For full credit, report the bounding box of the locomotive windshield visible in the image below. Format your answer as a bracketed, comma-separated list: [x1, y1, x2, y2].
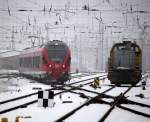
[45, 43, 67, 62]
[113, 44, 135, 69]
[113, 49, 135, 69]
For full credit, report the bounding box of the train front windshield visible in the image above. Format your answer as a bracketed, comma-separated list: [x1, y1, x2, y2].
[46, 44, 67, 62]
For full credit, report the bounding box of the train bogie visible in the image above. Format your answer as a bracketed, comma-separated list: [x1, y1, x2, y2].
[108, 69, 141, 85]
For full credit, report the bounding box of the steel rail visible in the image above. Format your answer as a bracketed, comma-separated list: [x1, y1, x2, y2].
[54, 86, 115, 122]
[98, 86, 132, 122]
[0, 74, 106, 114]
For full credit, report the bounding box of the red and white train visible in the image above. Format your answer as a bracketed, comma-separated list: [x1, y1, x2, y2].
[19, 40, 71, 84]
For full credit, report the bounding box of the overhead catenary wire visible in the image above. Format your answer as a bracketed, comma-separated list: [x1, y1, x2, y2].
[0, 0, 150, 50]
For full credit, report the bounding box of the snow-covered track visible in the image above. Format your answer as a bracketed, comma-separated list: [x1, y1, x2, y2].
[55, 86, 115, 122]
[55, 83, 150, 122]
[0, 74, 107, 114]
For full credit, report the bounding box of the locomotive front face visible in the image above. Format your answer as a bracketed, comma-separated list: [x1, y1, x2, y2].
[43, 41, 70, 82]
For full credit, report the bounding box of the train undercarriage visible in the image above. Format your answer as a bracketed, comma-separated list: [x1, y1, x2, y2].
[108, 69, 142, 86]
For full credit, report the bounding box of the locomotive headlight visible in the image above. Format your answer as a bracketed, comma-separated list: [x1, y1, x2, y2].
[62, 65, 65, 68]
[49, 64, 52, 68]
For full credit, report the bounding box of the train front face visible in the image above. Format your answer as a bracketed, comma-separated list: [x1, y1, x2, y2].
[108, 41, 142, 85]
[42, 40, 71, 83]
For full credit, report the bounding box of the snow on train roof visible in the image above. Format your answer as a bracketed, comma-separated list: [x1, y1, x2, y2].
[0, 50, 20, 58]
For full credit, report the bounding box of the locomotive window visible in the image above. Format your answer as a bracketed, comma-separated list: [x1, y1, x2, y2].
[42, 57, 47, 64]
[67, 57, 71, 65]
[46, 45, 67, 62]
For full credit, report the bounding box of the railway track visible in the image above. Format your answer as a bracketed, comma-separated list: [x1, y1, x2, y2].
[55, 84, 150, 122]
[0, 73, 18, 79]
[0, 72, 150, 122]
[0, 73, 107, 115]
[0, 71, 91, 79]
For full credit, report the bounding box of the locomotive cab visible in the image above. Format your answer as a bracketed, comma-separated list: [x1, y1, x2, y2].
[108, 41, 142, 85]
[42, 40, 71, 83]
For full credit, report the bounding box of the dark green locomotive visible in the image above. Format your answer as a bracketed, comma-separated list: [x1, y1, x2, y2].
[108, 41, 142, 85]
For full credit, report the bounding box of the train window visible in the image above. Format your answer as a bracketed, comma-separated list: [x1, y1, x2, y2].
[29, 57, 31, 67]
[31, 57, 33, 68]
[24, 57, 26, 67]
[19, 58, 21, 67]
[26, 57, 27, 67]
[46, 45, 67, 62]
[42, 57, 47, 64]
[33, 56, 40, 68]
[67, 57, 71, 65]
[37, 56, 40, 68]
[26, 57, 28, 67]
[21, 58, 23, 67]
[36, 56, 38, 68]
[33, 57, 35, 67]
[27, 57, 29, 67]
[22, 58, 24, 67]
[33, 57, 35, 68]
[26, 57, 30, 67]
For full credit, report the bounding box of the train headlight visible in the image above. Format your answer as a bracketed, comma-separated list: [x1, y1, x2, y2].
[62, 65, 65, 68]
[49, 64, 52, 68]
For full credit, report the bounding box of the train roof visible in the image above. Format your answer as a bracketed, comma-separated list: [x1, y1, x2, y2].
[45, 40, 68, 49]
[47, 40, 67, 45]
[113, 41, 138, 46]
[23, 40, 67, 50]
[20, 40, 68, 55]
[110, 41, 141, 54]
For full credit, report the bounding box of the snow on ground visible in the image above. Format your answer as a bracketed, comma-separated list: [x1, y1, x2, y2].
[105, 107, 150, 122]
[66, 104, 110, 122]
[0, 69, 18, 75]
[106, 87, 128, 96]
[0, 71, 150, 122]
[126, 76, 150, 105]
[0, 77, 51, 101]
